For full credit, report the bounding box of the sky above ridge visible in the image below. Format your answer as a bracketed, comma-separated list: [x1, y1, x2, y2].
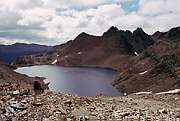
[0, 0, 180, 45]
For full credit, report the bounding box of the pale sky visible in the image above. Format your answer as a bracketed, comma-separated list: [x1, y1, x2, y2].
[0, 0, 180, 45]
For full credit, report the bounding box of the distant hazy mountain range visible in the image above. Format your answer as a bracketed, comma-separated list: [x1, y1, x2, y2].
[0, 43, 52, 64]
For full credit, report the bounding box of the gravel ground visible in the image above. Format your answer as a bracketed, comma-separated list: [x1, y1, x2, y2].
[0, 83, 180, 121]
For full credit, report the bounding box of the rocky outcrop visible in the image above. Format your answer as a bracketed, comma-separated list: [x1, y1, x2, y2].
[112, 27, 180, 93]
[152, 31, 162, 40]
[0, 60, 34, 90]
[152, 26, 180, 42]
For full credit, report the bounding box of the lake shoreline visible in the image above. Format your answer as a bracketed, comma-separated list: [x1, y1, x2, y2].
[14, 63, 118, 72]
[15, 65, 120, 96]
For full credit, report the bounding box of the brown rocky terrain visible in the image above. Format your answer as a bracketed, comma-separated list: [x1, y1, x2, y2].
[1, 58, 180, 121]
[112, 26, 180, 93]
[0, 60, 33, 90]
[0, 83, 180, 121]
[12, 26, 154, 70]
[0, 64, 179, 120]
[12, 26, 180, 94]
[0, 26, 180, 120]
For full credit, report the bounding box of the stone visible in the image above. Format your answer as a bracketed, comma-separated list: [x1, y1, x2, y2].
[123, 93, 127, 96]
[84, 115, 89, 120]
[33, 100, 43, 106]
[13, 90, 20, 95]
[5, 95, 11, 100]
[19, 110, 27, 116]
[159, 109, 168, 114]
[90, 112, 97, 116]
[175, 97, 179, 100]
[6, 106, 14, 113]
[119, 112, 130, 117]
[64, 99, 72, 105]
[79, 116, 83, 121]
[21, 100, 27, 104]
[43, 118, 49, 121]
[59, 106, 67, 114]
[10, 101, 27, 110]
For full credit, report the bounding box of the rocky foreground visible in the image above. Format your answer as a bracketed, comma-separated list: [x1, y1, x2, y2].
[0, 83, 180, 121]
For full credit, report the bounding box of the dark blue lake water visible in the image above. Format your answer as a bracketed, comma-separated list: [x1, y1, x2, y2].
[15, 65, 120, 96]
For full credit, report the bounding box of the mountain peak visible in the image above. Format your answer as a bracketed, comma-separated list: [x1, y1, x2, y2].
[79, 32, 89, 36]
[75, 32, 91, 40]
[77, 32, 89, 37]
[108, 26, 119, 32]
[133, 27, 145, 34]
[167, 26, 180, 38]
[154, 26, 180, 41]
[103, 26, 120, 36]
[152, 31, 162, 40]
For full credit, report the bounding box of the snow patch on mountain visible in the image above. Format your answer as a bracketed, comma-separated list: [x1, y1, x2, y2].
[52, 59, 57, 64]
[134, 52, 139, 56]
[156, 89, 180, 95]
[139, 70, 148, 75]
[135, 92, 152, 95]
[77, 52, 82, 55]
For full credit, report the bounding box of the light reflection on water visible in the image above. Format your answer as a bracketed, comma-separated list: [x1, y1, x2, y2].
[15, 65, 120, 96]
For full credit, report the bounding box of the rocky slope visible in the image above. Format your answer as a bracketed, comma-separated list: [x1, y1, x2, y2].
[12, 26, 180, 94]
[12, 26, 154, 71]
[0, 83, 180, 121]
[0, 58, 180, 120]
[0, 63, 180, 120]
[0, 27, 180, 120]
[112, 26, 180, 93]
[0, 43, 52, 64]
[0, 59, 34, 91]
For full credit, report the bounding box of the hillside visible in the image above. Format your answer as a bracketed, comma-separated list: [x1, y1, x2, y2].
[0, 60, 34, 91]
[0, 60, 180, 120]
[12, 26, 154, 71]
[113, 27, 180, 93]
[0, 43, 52, 64]
[0, 26, 180, 120]
[12, 26, 180, 94]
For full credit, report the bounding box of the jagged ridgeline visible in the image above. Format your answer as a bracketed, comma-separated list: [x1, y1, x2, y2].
[0, 26, 180, 121]
[11, 26, 180, 93]
[12, 26, 154, 68]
